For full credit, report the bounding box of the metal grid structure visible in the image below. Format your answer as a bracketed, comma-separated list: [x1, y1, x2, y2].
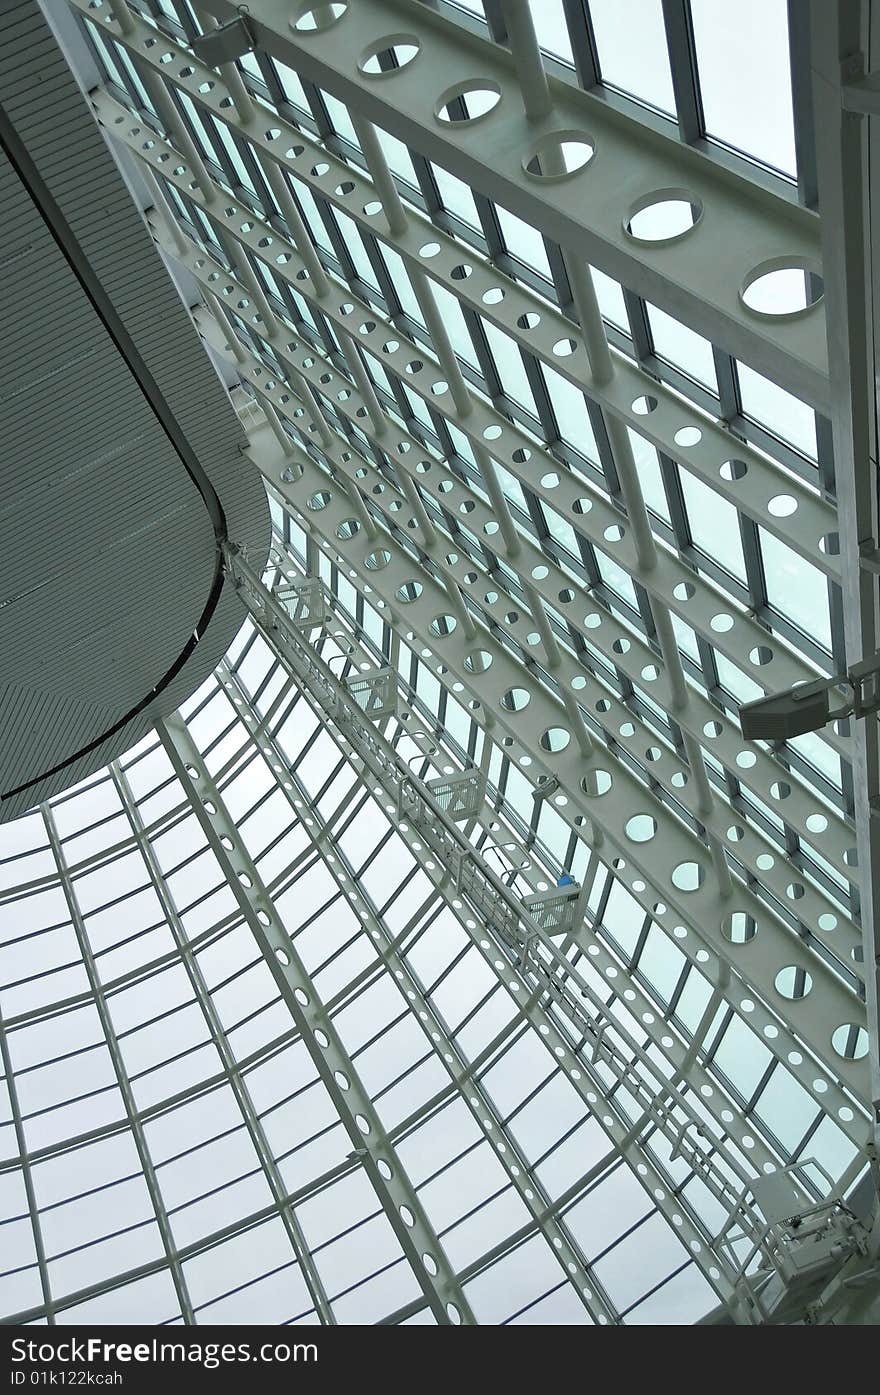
[2, 0, 880, 1325]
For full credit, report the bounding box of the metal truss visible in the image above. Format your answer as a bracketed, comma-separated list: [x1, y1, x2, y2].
[220, 547, 874, 1319]
[86, 95, 860, 945]
[72, 8, 839, 577]
[6, 0, 873, 1325]
[81, 83, 859, 915]
[262, 558, 844, 1190]
[183, 294, 861, 939]
[253, 451, 871, 1121]
[809, 0, 880, 1149]
[79, 9, 864, 921]
[167, 0, 826, 405]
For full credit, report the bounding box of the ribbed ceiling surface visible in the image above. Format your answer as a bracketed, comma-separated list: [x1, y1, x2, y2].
[0, 0, 269, 822]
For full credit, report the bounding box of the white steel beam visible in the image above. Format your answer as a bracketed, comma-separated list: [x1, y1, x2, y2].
[174, 0, 828, 405]
[202, 311, 863, 986]
[75, 34, 841, 583]
[246, 481, 872, 1126]
[811, 0, 880, 1150]
[93, 106, 857, 906]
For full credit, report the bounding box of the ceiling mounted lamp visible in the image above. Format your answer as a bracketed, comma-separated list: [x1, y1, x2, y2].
[191, 7, 256, 67]
[739, 652, 880, 741]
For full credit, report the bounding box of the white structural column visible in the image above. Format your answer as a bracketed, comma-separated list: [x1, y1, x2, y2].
[157, 712, 478, 1326]
[346, 106, 595, 756]
[812, 0, 880, 1151]
[104, 0, 218, 204]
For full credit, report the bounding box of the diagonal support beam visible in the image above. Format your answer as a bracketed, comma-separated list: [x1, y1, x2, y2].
[181, 0, 829, 405]
[157, 710, 478, 1325]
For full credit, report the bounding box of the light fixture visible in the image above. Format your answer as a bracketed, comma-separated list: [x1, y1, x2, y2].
[191, 9, 256, 67]
[739, 653, 880, 741]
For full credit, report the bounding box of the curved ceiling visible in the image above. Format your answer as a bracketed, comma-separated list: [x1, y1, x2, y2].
[0, 0, 269, 823]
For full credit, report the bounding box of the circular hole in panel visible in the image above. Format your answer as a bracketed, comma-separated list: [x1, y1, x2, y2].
[819, 531, 840, 556]
[365, 549, 391, 570]
[358, 33, 420, 75]
[720, 458, 748, 482]
[396, 579, 423, 603]
[632, 395, 658, 415]
[430, 614, 457, 637]
[711, 613, 734, 633]
[775, 966, 813, 1000]
[671, 861, 704, 892]
[581, 769, 612, 797]
[434, 79, 502, 125]
[674, 426, 702, 448]
[523, 130, 595, 179]
[553, 337, 577, 357]
[625, 814, 656, 843]
[723, 910, 757, 944]
[624, 190, 703, 244]
[741, 260, 824, 318]
[307, 490, 331, 510]
[517, 311, 541, 329]
[831, 1024, 869, 1060]
[768, 494, 797, 517]
[750, 645, 774, 666]
[291, 1, 348, 31]
[464, 648, 493, 674]
[501, 687, 530, 712]
[805, 813, 828, 834]
[540, 727, 571, 753]
[335, 518, 360, 540]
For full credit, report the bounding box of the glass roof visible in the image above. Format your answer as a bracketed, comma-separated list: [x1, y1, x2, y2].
[0, 0, 874, 1327]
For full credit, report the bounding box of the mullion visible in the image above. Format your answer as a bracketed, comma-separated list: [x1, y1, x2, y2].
[622, 288, 654, 363]
[786, 0, 819, 209]
[660, 0, 703, 144]
[562, 0, 600, 89]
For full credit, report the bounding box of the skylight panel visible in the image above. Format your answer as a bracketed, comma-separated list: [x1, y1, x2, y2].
[689, 0, 797, 176]
[587, 0, 675, 115]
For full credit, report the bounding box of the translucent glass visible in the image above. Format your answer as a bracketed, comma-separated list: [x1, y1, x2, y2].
[528, 0, 574, 65]
[587, 0, 675, 114]
[690, 0, 797, 176]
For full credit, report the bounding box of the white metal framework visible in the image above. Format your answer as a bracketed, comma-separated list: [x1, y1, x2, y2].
[2, 0, 880, 1326]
